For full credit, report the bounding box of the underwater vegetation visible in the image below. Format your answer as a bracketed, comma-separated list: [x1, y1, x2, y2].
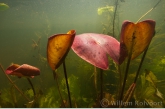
[71, 19, 156, 108]
[6, 64, 40, 78]
[97, 6, 114, 15]
[1, 0, 165, 108]
[0, 3, 9, 11]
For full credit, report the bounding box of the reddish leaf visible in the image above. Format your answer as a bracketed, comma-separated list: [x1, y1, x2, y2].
[6, 64, 40, 78]
[71, 33, 120, 70]
[120, 20, 155, 60]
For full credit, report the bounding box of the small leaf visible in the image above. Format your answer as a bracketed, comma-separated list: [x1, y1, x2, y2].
[155, 88, 164, 100]
[5, 64, 40, 78]
[145, 69, 157, 86]
[47, 30, 76, 70]
[143, 86, 155, 99]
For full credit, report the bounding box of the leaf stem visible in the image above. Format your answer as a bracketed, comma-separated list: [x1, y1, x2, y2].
[0, 64, 30, 102]
[100, 69, 103, 108]
[63, 60, 72, 108]
[27, 78, 36, 96]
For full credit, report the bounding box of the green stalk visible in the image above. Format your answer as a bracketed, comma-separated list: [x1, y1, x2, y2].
[136, 0, 161, 23]
[119, 33, 135, 104]
[63, 60, 72, 108]
[120, 83, 136, 108]
[10, 86, 18, 108]
[0, 64, 30, 102]
[134, 47, 149, 83]
[119, 51, 132, 102]
[27, 78, 36, 96]
[112, 0, 119, 37]
[120, 31, 154, 107]
[116, 64, 122, 105]
[100, 69, 103, 108]
[52, 70, 66, 108]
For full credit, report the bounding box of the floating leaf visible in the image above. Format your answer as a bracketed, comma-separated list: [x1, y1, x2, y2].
[71, 33, 120, 70]
[47, 30, 76, 70]
[120, 20, 155, 60]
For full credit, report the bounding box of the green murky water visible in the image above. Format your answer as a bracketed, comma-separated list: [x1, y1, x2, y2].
[0, 0, 165, 108]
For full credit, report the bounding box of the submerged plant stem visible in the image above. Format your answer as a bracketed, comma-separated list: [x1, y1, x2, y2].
[119, 33, 135, 104]
[100, 69, 103, 108]
[134, 47, 149, 83]
[112, 0, 119, 37]
[121, 83, 136, 108]
[27, 78, 36, 96]
[53, 70, 66, 108]
[63, 60, 72, 108]
[0, 64, 30, 102]
[136, 0, 161, 23]
[117, 64, 122, 103]
[10, 86, 18, 108]
[119, 52, 132, 103]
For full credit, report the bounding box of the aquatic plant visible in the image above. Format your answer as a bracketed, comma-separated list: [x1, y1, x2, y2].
[0, 1, 163, 108]
[0, 64, 31, 102]
[0, 63, 41, 107]
[71, 33, 125, 107]
[5, 63, 40, 96]
[136, 0, 161, 23]
[133, 70, 164, 108]
[71, 33, 122, 70]
[39, 87, 61, 107]
[97, 6, 114, 15]
[71, 19, 156, 107]
[31, 36, 41, 51]
[0, 3, 9, 11]
[112, 0, 119, 37]
[47, 30, 76, 107]
[119, 20, 155, 104]
[5, 64, 40, 78]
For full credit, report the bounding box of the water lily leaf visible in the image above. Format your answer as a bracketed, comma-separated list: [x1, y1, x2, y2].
[5, 64, 40, 78]
[71, 33, 120, 70]
[47, 30, 76, 70]
[120, 20, 155, 60]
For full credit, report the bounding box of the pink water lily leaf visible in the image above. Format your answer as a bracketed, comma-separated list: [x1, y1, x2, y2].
[6, 64, 40, 78]
[71, 33, 121, 70]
